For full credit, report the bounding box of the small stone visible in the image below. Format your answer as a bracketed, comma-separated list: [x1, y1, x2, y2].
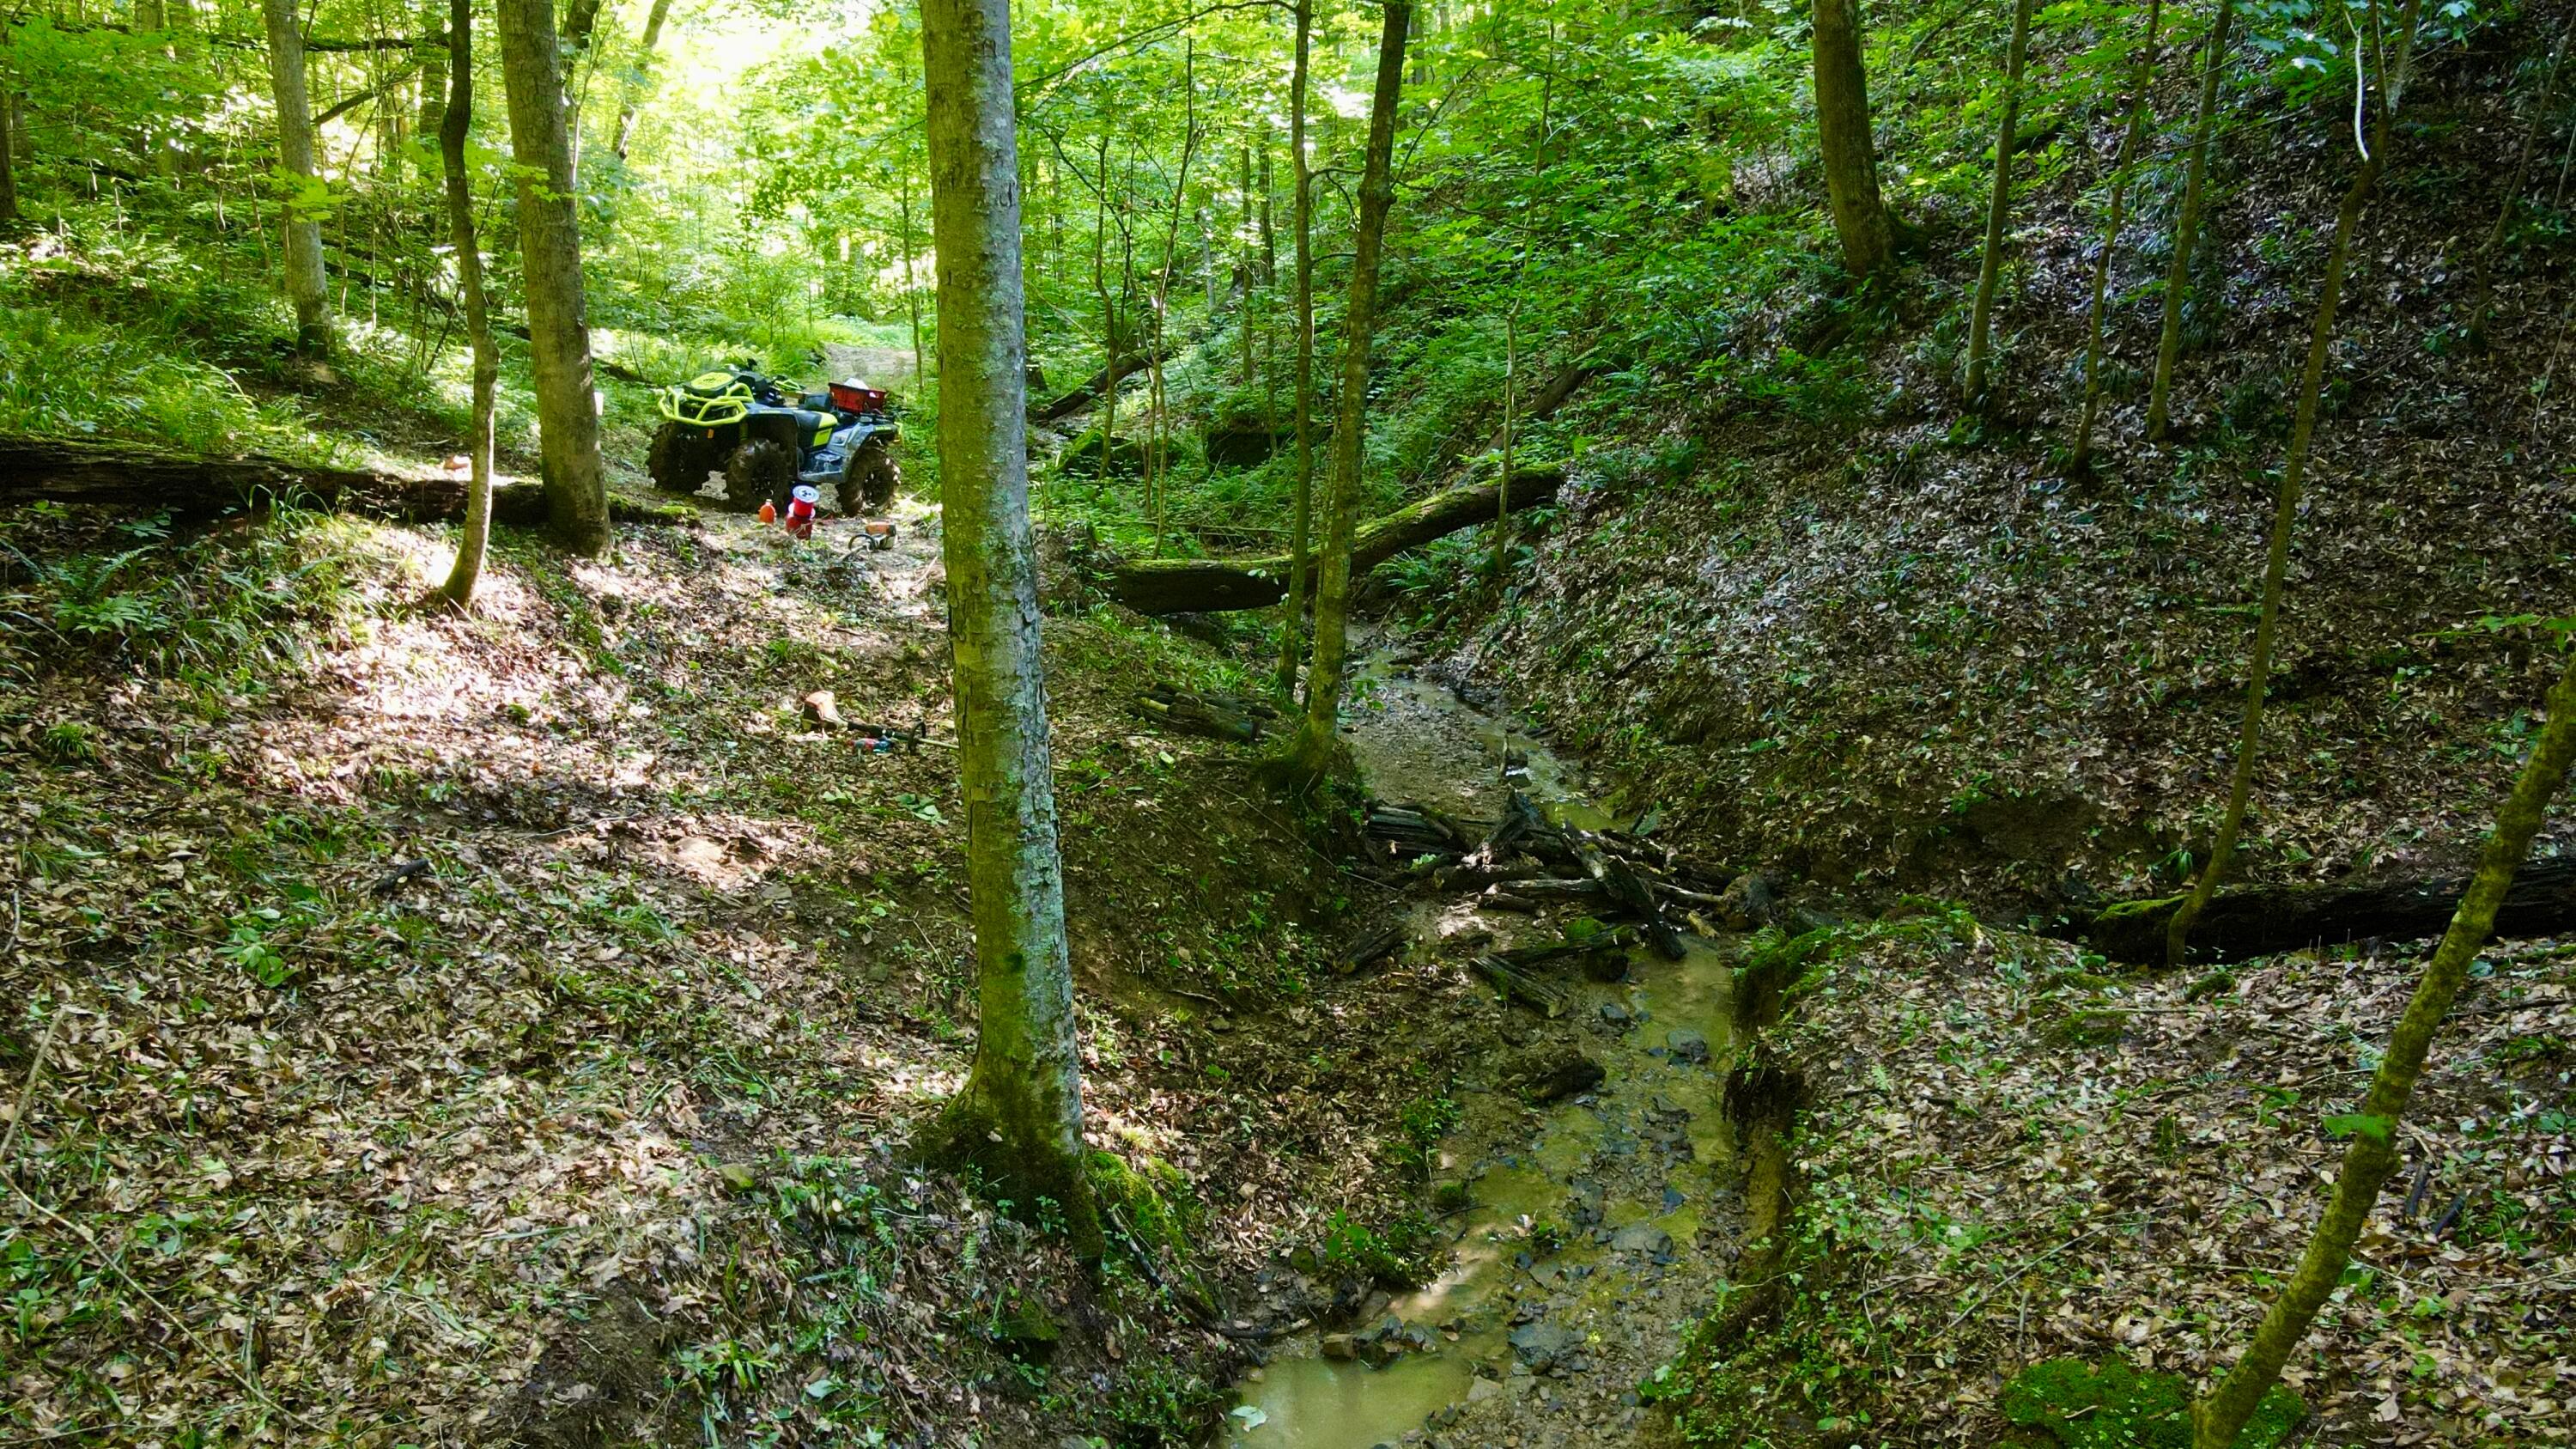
[1598, 1002, 1631, 1026]
[1508, 1321, 1580, 1371]
[716, 1163, 758, 1193]
[1663, 1028, 1710, 1064]
[1467, 1378, 1504, 1404]
[1610, 1222, 1673, 1256]
[1321, 1333, 1357, 1361]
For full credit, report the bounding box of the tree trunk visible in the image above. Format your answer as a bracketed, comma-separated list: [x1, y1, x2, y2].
[1284, 0, 1411, 788]
[2190, 645, 2575, 1447]
[2471, 15, 2573, 340]
[1812, 0, 1894, 281]
[2085, 858, 2576, 965]
[916, 0, 1098, 1251]
[261, 0, 331, 355]
[1273, 0, 1317, 698]
[437, 0, 498, 609]
[898, 46, 926, 392]
[0, 62, 18, 228]
[1963, 0, 2035, 408]
[608, 0, 675, 162]
[1239, 138, 1255, 384]
[1495, 307, 1516, 575]
[2072, 0, 2165, 472]
[2146, 0, 2236, 441]
[2166, 0, 2420, 967]
[1109, 467, 1566, 613]
[416, 0, 448, 158]
[493, 0, 611, 556]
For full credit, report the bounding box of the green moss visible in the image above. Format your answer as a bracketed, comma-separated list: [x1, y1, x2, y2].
[2002, 1356, 2303, 1448]
[1088, 1149, 1201, 1258]
[2094, 895, 2182, 922]
[2044, 1008, 2127, 1047]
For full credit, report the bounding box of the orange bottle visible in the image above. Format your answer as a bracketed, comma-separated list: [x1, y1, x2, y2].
[757, 500, 778, 525]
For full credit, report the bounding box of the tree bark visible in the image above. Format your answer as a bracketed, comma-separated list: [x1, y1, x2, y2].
[437, 0, 498, 609]
[1963, 0, 2035, 408]
[1495, 308, 1516, 575]
[416, 0, 448, 160]
[0, 61, 18, 228]
[1283, 0, 1411, 788]
[2146, 0, 2236, 441]
[2086, 858, 2576, 965]
[2166, 0, 2421, 967]
[2073, 0, 2166, 473]
[1273, 0, 1318, 697]
[2190, 647, 2576, 1447]
[608, 0, 675, 161]
[261, 0, 332, 355]
[1812, 0, 1894, 281]
[915, 0, 1097, 1251]
[492, 0, 612, 556]
[0, 436, 587, 522]
[1108, 466, 1566, 613]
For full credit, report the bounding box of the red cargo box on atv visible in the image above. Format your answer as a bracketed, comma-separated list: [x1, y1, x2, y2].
[829, 380, 890, 415]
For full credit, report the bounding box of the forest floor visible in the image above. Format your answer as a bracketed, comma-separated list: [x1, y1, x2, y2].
[0, 482, 1513, 1447]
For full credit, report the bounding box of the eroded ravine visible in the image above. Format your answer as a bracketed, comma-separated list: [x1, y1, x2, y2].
[1226, 645, 1747, 1448]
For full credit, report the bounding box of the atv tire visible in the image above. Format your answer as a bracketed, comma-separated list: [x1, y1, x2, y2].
[647, 423, 720, 494]
[844, 435, 901, 514]
[721, 438, 796, 513]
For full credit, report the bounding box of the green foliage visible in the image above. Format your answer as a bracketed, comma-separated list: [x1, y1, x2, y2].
[1314, 1208, 1442, 1286]
[2002, 1357, 2303, 1448]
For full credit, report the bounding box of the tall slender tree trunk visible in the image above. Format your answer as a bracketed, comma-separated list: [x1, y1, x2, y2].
[262, 0, 331, 355]
[1495, 306, 1516, 575]
[2166, 0, 2420, 967]
[916, 0, 1097, 1251]
[1239, 137, 1256, 384]
[2147, 0, 2236, 441]
[0, 63, 19, 228]
[1813, 0, 1894, 281]
[1283, 0, 1409, 788]
[901, 156, 926, 392]
[2472, 15, 2573, 340]
[437, 0, 498, 610]
[1149, 35, 1199, 559]
[2193, 644, 2574, 1446]
[609, 0, 675, 161]
[1273, 0, 1317, 699]
[1091, 127, 1120, 490]
[417, 0, 448, 159]
[1964, 0, 2035, 408]
[2072, 0, 2165, 472]
[493, 0, 611, 556]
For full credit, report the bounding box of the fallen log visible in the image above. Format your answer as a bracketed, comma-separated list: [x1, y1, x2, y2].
[1472, 954, 1568, 1017]
[1030, 345, 1167, 424]
[0, 437, 690, 527]
[1103, 466, 1569, 614]
[2084, 859, 2576, 965]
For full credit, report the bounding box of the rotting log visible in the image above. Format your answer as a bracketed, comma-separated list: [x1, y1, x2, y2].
[2084, 859, 2576, 965]
[1103, 466, 1568, 614]
[1472, 953, 1567, 1016]
[1030, 346, 1166, 424]
[0, 437, 689, 526]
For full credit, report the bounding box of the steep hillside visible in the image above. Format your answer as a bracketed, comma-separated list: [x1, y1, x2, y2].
[1418, 8, 2576, 914]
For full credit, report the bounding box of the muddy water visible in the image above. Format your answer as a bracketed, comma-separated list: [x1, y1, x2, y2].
[1225, 651, 1739, 1449]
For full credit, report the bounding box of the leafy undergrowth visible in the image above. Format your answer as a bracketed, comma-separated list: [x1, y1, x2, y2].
[1656, 915, 2572, 1446]
[1421, 9, 2576, 910]
[0, 495, 1447, 1445]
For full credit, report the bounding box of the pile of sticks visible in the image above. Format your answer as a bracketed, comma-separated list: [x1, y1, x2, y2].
[1366, 789, 1763, 960]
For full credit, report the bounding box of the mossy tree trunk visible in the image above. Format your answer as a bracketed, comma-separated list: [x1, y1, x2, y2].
[493, 0, 612, 556]
[2193, 647, 2576, 1447]
[916, 0, 1098, 1252]
[1283, 0, 1410, 789]
[2166, 0, 2420, 968]
[1812, 0, 1894, 281]
[261, 0, 332, 356]
[0, 60, 18, 229]
[1273, 0, 1318, 700]
[2072, 0, 2165, 472]
[1964, 0, 2036, 409]
[437, 0, 498, 611]
[2146, 0, 2236, 441]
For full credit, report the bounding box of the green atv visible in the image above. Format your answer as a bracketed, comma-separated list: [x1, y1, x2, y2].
[646, 366, 902, 514]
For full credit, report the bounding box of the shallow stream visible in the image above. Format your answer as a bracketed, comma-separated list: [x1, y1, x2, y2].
[1224, 648, 1742, 1448]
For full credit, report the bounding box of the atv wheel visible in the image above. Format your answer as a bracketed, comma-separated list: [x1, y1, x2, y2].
[844, 435, 901, 514]
[647, 423, 718, 494]
[721, 438, 796, 513]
